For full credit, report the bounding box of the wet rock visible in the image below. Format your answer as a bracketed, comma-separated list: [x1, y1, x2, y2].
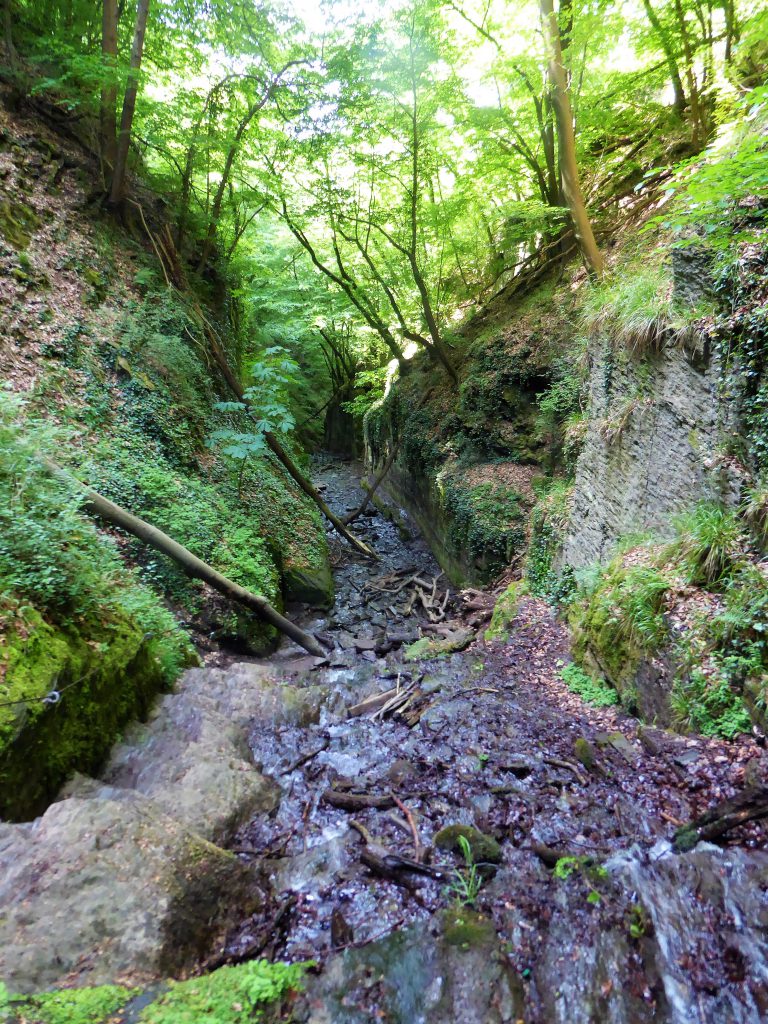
[386, 759, 419, 784]
[283, 563, 335, 609]
[434, 824, 502, 865]
[67, 669, 292, 844]
[296, 910, 523, 1023]
[0, 788, 255, 993]
[404, 627, 474, 661]
[596, 731, 640, 764]
[574, 738, 596, 771]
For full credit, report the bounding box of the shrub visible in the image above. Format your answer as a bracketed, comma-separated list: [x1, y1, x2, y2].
[671, 668, 752, 739]
[0, 391, 191, 678]
[742, 483, 768, 551]
[665, 503, 745, 587]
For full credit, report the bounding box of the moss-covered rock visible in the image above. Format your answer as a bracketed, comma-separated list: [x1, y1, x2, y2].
[0, 197, 40, 249]
[2, 958, 311, 1024]
[434, 823, 502, 864]
[0, 787, 257, 992]
[0, 609, 181, 820]
[485, 580, 527, 642]
[441, 908, 498, 949]
[568, 556, 670, 711]
[404, 628, 474, 662]
[8, 983, 137, 1024]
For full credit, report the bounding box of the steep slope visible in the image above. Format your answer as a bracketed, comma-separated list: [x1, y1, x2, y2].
[0, 91, 331, 817]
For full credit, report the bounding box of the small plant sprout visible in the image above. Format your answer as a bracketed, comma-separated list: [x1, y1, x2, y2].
[447, 834, 483, 907]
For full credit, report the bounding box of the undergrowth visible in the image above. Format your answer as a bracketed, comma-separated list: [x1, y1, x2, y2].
[0, 390, 191, 678]
[0, 960, 311, 1024]
[14, 984, 137, 1024]
[560, 663, 618, 707]
[568, 503, 764, 738]
[663, 504, 745, 587]
[527, 480, 574, 603]
[579, 254, 712, 353]
[441, 470, 526, 573]
[138, 960, 311, 1024]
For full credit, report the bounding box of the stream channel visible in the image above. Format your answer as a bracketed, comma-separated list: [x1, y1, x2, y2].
[210, 455, 768, 1023]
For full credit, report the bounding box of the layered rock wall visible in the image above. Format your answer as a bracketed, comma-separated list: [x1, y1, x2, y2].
[561, 334, 743, 568]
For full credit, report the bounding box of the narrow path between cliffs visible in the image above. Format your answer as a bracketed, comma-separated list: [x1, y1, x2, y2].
[214, 455, 767, 1024]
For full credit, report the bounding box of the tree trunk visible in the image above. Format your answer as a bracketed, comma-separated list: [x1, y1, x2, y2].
[3, 0, 17, 68]
[672, 0, 704, 146]
[203, 324, 377, 560]
[539, 0, 605, 279]
[343, 444, 399, 525]
[109, 0, 150, 206]
[641, 0, 687, 115]
[42, 460, 326, 657]
[100, 0, 118, 170]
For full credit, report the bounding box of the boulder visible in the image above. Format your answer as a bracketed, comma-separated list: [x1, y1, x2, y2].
[0, 787, 256, 993]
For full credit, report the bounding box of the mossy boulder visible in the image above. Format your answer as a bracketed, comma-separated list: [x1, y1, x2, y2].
[0, 609, 179, 821]
[298, 909, 523, 1022]
[442, 908, 498, 949]
[0, 197, 40, 250]
[283, 559, 334, 608]
[434, 824, 502, 864]
[574, 737, 596, 770]
[485, 579, 527, 642]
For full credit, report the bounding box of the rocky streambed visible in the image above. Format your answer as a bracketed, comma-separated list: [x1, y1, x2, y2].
[2, 457, 767, 1022]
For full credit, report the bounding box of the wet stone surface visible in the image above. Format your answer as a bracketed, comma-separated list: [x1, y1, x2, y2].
[212, 456, 768, 1024]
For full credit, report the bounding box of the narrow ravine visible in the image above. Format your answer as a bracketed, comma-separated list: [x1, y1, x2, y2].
[205, 457, 768, 1023]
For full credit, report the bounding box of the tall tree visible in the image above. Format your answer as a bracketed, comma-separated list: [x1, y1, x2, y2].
[109, 0, 150, 205]
[538, 0, 604, 278]
[100, 0, 118, 170]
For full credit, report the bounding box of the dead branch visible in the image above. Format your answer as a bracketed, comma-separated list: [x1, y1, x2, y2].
[322, 789, 396, 812]
[41, 459, 325, 657]
[543, 756, 589, 786]
[673, 786, 768, 851]
[343, 444, 400, 525]
[392, 795, 423, 863]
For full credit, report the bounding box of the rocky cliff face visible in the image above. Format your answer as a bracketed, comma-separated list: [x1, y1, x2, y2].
[561, 331, 744, 568]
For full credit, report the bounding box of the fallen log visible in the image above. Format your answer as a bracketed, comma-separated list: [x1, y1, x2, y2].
[42, 459, 326, 658]
[204, 328, 377, 560]
[343, 444, 400, 525]
[322, 789, 396, 812]
[673, 785, 768, 852]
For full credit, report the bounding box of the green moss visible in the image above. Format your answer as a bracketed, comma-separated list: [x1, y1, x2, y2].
[0, 607, 190, 820]
[404, 628, 474, 661]
[485, 580, 527, 642]
[574, 737, 596, 769]
[671, 668, 752, 739]
[527, 481, 574, 603]
[0, 198, 40, 250]
[19, 984, 136, 1024]
[568, 557, 669, 695]
[138, 960, 311, 1024]
[439, 470, 526, 577]
[434, 824, 502, 864]
[442, 909, 497, 949]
